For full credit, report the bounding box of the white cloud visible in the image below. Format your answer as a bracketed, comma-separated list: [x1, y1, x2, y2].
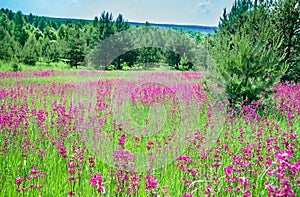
[196, 0, 213, 12]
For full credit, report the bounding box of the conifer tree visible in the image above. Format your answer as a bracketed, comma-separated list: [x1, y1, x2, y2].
[211, 0, 288, 108]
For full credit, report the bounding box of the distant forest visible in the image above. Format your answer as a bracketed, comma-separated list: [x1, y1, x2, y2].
[0, 8, 207, 70]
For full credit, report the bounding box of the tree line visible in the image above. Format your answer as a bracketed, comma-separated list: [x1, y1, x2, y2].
[0, 9, 131, 68]
[0, 8, 205, 71]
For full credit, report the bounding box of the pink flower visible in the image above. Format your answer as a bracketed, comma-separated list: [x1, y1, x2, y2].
[224, 166, 234, 176]
[183, 193, 192, 197]
[268, 169, 277, 176]
[90, 172, 104, 193]
[14, 176, 24, 185]
[204, 186, 212, 195]
[88, 156, 95, 167]
[243, 189, 251, 197]
[239, 177, 250, 188]
[144, 175, 158, 191]
[29, 166, 39, 175]
[68, 169, 76, 174]
[189, 169, 198, 175]
[118, 137, 125, 145]
[68, 177, 76, 182]
[148, 140, 154, 145]
[68, 161, 75, 169]
[234, 186, 241, 192]
[289, 134, 296, 139]
[274, 150, 292, 160]
[176, 156, 190, 161]
[22, 187, 28, 192]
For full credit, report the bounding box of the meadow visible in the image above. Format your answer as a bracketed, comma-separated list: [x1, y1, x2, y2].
[0, 69, 299, 197]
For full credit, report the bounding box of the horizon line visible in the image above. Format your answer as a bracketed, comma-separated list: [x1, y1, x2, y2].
[1, 7, 218, 27]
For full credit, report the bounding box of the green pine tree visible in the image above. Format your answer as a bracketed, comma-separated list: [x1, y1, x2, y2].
[22, 34, 39, 65]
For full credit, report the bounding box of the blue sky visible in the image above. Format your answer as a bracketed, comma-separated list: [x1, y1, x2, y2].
[0, 0, 234, 26]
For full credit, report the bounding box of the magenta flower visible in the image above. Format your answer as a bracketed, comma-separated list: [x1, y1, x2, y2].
[267, 169, 276, 177]
[148, 140, 154, 145]
[36, 185, 43, 189]
[144, 175, 158, 191]
[176, 155, 190, 161]
[68, 169, 76, 174]
[118, 137, 125, 145]
[22, 187, 28, 192]
[90, 172, 104, 193]
[68, 177, 76, 182]
[243, 189, 251, 197]
[224, 166, 234, 176]
[274, 150, 293, 160]
[14, 176, 24, 186]
[68, 161, 75, 169]
[29, 166, 39, 175]
[239, 177, 250, 188]
[88, 156, 95, 167]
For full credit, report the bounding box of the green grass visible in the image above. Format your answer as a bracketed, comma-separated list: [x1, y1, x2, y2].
[0, 70, 299, 197]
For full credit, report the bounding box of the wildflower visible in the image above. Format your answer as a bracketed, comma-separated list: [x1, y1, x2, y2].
[267, 169, 276, 177]
[22, 187, 28, 192]
[118, 137, 125, 145]
[234, 186, 241, 192]
[274, 150, 292, 160]
[38, 148, 46, 159]
[14, 176, 24, 185]
[176, 156, 190, 161]
[68, 169, 76, 174]
[29, 166, 39, 175]
[148, 140, 154, 145]
[239, 177, 250, 188]
[243, 189, 251, 197]
[88, 156, 95, 168]
[204, 185, 212, 195]
[189, 169, 198, 176]
[68, 177, 76, 182]
[224, 166, 234, 177]
[90, 172, 104, 193]
[68, 161, 75, 169]
[144, 175, 158, 191]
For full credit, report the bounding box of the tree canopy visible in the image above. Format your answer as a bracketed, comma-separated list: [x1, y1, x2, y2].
[208, 0, 299, 108]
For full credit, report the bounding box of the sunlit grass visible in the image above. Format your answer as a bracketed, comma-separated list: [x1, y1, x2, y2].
[0, 70, 299, 196]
